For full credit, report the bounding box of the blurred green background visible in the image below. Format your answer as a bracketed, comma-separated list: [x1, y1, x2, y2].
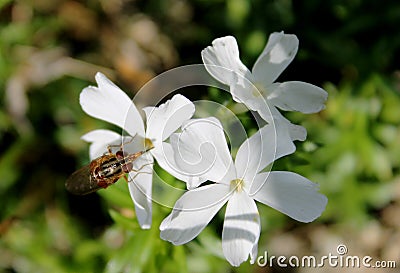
[1, 0, 400, 272]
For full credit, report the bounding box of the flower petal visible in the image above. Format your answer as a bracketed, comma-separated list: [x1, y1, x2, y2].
[286, 122, 307, 142]
[229, 82, 306, 144]
[256, 106, 307, 142]
[268, 81, 328, 113]
[118, 134, 151, 155]
[143, 94, 195, 143]
[170, 117, 236, 187]
[151, 144, 204, 187]
[80, 72, 145, 136]
[128, 156, 154, 229]
[160, 183, 231, 245]
[235, 123, 295, 183]
[229, 77, 267, 111]
[222, 191, 260, 266]
[252, 32, 298, 86]
[251, 171, 328, 223]
[81, 129, 121, 159]
[201, 36, 252, 86]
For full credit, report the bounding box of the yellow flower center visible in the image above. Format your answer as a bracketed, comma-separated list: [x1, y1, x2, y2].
[251, 83, 266, 98]
[230, 178, 245, 192]
[144, 138, 154, 151]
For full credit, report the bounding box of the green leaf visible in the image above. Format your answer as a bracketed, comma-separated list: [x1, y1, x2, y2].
[109, 209, 140, 231]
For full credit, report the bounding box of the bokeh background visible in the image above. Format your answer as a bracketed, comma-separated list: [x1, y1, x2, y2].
[1, 0, 400, 272]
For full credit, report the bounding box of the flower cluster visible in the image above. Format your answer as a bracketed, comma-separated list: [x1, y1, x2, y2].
[76, 32, 328, 266]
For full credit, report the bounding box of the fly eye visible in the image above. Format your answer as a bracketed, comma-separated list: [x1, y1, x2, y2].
[116, 150, 125, 159]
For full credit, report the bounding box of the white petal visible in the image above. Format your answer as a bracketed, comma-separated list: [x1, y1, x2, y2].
[144, 94, 195, 143]
[268, 81, 328, 113]
[252, 32, 299, 86]
[235, 123, 295, 182]
[171, 117, 236, 186]
[256, 106, 307, 142]
[81, 130, 149, 160]
[222, 191, 260, 267]
[128, 157, 154, 229]
[80, 72, 145, 137]
[160, 184, 231, 245]
[251, 171, 328, 223]
[229, 77, 267, 111]
[81, 129, 121, 159]
[286, 122, 307, 142]
[151, 144, 204, 187]
[116, 134, 151, 155]
[201, 36, 252, 86]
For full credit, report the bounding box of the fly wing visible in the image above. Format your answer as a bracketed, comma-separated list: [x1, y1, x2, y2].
[65, 164, 101, 195]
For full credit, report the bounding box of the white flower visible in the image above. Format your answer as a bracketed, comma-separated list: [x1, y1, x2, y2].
[201, 32, 328, 141]
[79, 72, 195, 229]
[160, 117, 327, 266]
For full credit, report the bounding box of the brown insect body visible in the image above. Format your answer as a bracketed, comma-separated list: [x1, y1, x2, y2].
[66, 149, 149, 195]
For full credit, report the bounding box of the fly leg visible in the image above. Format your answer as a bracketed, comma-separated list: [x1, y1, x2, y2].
[127, 162, 154, 181]
[106, 134, 138, 154]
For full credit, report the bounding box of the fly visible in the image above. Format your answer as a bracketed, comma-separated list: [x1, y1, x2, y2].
[66, 140, 153, 195]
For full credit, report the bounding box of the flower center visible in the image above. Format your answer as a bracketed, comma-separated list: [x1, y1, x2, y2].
[230, 178, 245, 192]
[251, 83, 266, 98]
[144, 138, 154, 151]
